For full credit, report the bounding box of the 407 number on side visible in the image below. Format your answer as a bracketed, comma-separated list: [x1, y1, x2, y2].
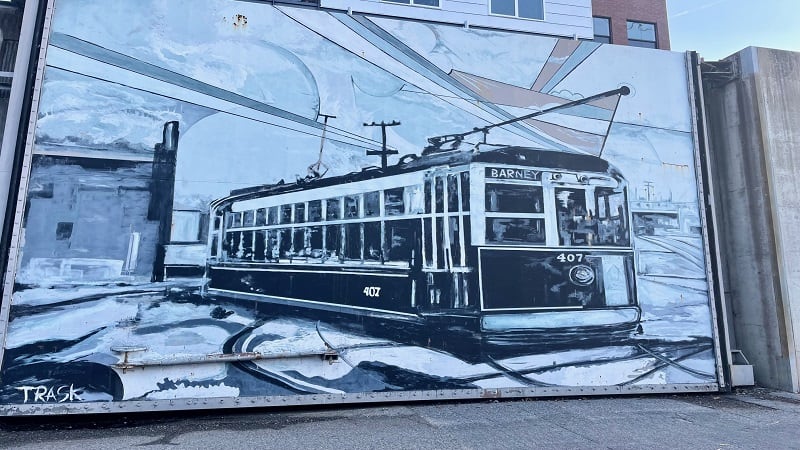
[556, 253, 584, 263]
[363, 287, 382, 298]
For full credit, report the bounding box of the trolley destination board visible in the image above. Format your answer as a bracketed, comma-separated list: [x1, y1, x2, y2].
[485, 167, 542, 181]
[0, 0, 724, 415]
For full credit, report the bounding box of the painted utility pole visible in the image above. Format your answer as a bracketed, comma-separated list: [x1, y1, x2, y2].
[364, 120, 400, 169]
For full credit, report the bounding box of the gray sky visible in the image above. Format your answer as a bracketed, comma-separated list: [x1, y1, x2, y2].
[667, 0, 800, 60]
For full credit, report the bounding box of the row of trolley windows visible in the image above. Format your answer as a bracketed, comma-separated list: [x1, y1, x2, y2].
[424, 172, 470, 214]
[423, 216, 471, 269]
[222, 220, 416, 265]
[220, 216, 473, 268]
[225, 187, 426, 230]
[224, 172, 471, 230]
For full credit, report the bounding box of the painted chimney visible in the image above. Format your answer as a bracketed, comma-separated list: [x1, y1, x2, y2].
[150, 121, 180, 282]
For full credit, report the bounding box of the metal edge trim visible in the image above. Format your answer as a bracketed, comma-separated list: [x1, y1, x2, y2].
[0, 0, 57, 370]
[0, 383, 720, 416]
[685, 51, 728, 389]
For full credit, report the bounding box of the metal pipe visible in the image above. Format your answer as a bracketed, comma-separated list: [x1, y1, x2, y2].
[113, 349, 339, 369]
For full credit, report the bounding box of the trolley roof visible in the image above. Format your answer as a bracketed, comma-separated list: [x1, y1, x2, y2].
[219, 146, 621, 206]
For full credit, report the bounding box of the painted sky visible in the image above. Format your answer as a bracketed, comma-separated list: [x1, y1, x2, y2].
[668, 0, 800, 60]
[37, 0, 704, 209]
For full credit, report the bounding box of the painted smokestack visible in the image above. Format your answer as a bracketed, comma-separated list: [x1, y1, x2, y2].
[149, 121, 179, 282]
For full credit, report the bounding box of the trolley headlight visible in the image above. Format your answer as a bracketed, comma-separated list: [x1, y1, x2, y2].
[569, 264, 596, 286]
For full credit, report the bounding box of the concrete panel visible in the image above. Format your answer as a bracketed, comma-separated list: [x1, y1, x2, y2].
[706, 47, 800, 391]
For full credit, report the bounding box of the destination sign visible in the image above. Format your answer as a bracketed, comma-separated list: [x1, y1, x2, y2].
[485, 167, 541, 181]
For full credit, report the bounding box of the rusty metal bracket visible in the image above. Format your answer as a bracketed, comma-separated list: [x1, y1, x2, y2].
[701, 59, 738, 87]
[110, 345, 149, 372]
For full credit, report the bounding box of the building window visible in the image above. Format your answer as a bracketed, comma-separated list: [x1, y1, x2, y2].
[490, 0, 544, 20]
[383, 0, 440, 7]
[172, 210, 202, 242]
[627, 20, 657, 48]
[593, 17, 611, 44]
[56, 222, 73, 240]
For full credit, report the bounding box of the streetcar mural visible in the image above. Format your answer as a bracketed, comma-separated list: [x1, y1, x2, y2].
[0, 0, 721, 412]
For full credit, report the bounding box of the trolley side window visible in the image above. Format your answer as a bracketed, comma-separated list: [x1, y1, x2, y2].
[325, 224, 342, 260]
[280, 205, 292, 224]
[460, 172, 470, 211]
[255, 208, 267, 226]
[326, 198, 341, 220]
[384, 219, 414, 264]
[309, 226, 323, 259]
[266, 230, 278, 261]
[385, 188, 404, 216]
[293, 228, 306, 255]
[344, 223, 361, 260]
[435, 176, 445, 213]
[294, 203, 306, 223]
[308, 200, 322, 222]
[364, 191, 380, 217]
[254, 230, 266, 261]
[595, 188, 630, 246]
[345, 195, 360, 218]
[447, 174, 459, 212]
[278, 229, 292, 258]
[211, 235, 219, 257]
[364, 222, 381, 261]
[243, 210, 255, 227]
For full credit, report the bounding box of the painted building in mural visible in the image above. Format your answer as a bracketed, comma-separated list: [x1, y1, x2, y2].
[0, 0, 724, 414]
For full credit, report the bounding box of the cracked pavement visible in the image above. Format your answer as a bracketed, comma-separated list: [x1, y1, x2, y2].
[1, 388, 798, 449]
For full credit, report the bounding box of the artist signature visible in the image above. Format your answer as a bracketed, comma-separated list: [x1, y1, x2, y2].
[16, 384, 83, 403]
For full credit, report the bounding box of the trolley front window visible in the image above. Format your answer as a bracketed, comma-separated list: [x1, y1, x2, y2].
[595, 187, 630, 246]
[487, 218, 545, 244]
[556, 187, 630, 247]
[485, 183, 545, 245]
[486, 184, 544, 213]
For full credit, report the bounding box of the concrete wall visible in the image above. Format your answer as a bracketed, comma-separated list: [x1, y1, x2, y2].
[706, 47, 800, 392]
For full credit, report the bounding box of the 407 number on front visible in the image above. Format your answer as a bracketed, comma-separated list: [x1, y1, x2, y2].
[555, 253, 586, 263]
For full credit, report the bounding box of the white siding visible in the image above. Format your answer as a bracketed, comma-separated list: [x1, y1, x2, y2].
[319, 0, 592, 38]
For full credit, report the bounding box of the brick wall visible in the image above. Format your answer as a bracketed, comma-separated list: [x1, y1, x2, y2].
[592, 0, 670, 50]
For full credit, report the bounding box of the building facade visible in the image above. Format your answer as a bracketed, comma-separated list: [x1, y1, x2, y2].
[591, 0, 670, 49]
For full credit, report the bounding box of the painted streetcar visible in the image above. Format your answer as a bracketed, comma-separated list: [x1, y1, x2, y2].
[205, 145, 640, 349]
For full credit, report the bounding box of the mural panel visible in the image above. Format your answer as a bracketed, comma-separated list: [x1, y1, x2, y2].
[0, 0, 720, 411]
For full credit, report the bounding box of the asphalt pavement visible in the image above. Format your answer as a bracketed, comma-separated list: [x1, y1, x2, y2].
[1, 388, 798, 449]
